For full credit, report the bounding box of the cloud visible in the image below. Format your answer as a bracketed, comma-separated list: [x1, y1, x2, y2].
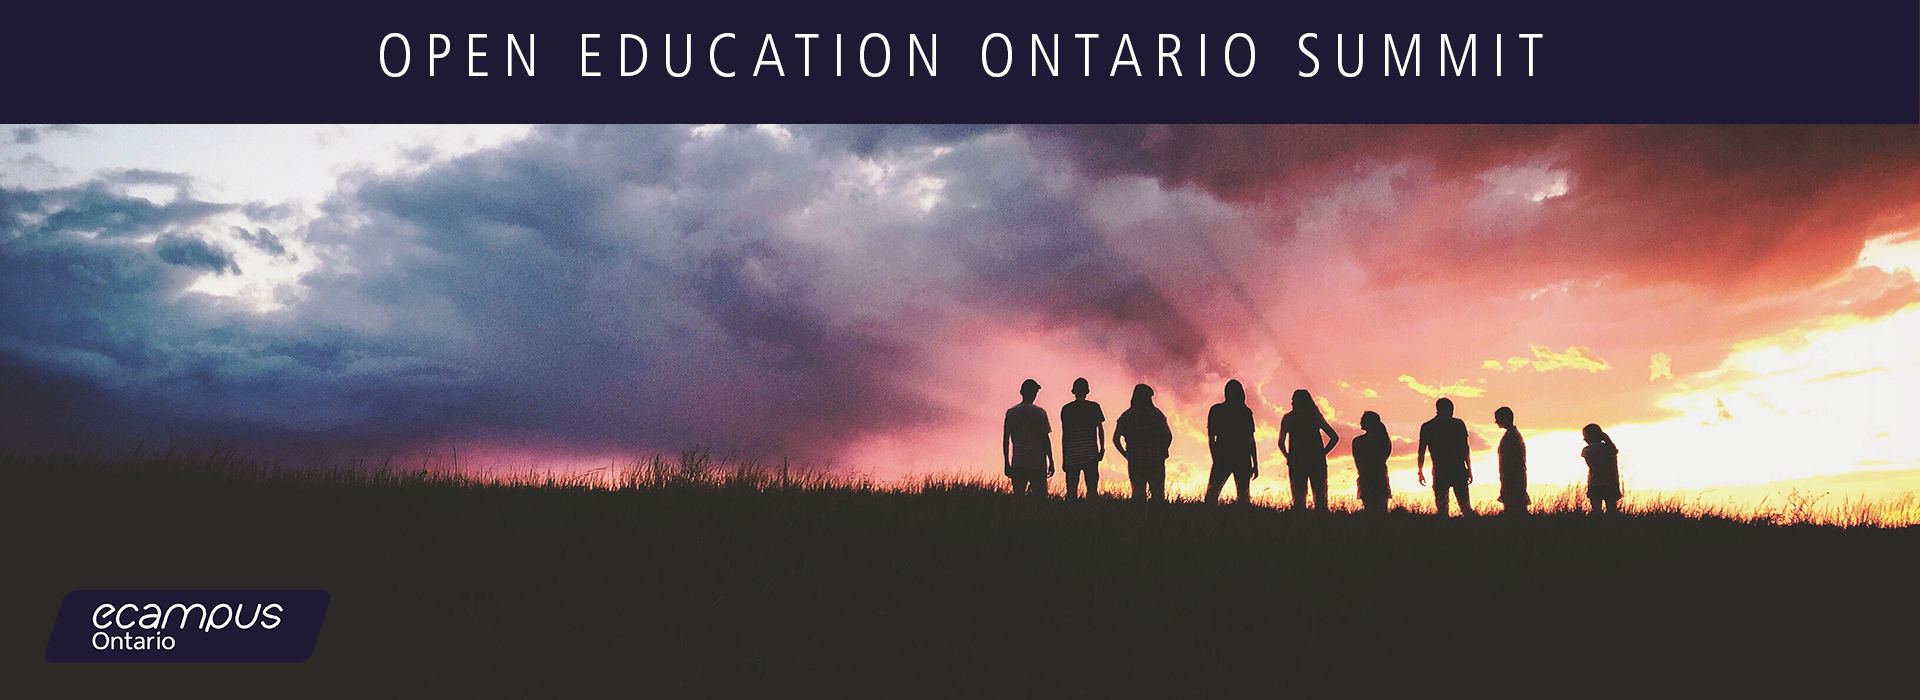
[72, 124, 1224, 459]
[0, 172, 456, 449]
[154, 234, 240, 274]
[1313, 395, 1339, 422]
[234, 227, 290, 258]
[10, 124, 85, 145]
[1526, 345, 1610, 373]
[1650, 353, 1673, 381]
[1044, 125, 1920, 296]
[1808, 367, 1885, 383]
[8, 124, 1920, 479]
[10, 178, 229, 239]
[1479, 346, 1609, 373]
[1396, 374, 1487, 399]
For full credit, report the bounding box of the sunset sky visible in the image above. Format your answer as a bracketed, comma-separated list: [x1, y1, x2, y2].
[3, 124, 1915, 506]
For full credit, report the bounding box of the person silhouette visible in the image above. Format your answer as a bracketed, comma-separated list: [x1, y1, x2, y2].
[1417, 398, 1474, 516]
[1279, 389, 1339, 512]
[1495, 407, 1528, 516]
[1113, 383, 1172, 503]
[1351, 411, 1393, 513]
[1204, 379, 1258, 505]
[1059, 378, 1106, 499]
[1002, 379, 1053, 497]
[1581, 424, 1622, 515]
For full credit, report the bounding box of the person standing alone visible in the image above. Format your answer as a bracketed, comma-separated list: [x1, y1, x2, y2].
[1581, 424, 1623, 515]
[1059, 378, 1106, 499]
[1003, 379, 1054, 497]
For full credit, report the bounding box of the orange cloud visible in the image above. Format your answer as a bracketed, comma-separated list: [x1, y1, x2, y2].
[1314, 395, 1340, 422]
[1527, 345, 1610, 372]
[1650, 353, 1673, 381]
[1396, 374, 1487, 399]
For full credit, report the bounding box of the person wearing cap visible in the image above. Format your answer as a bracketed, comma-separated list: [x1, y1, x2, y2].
[1417, 398, 1475, 516]
[1003, 378, 1054, 497]
[1112, 383, 1173, 503]
[1059, 377, 1106, 499]
[1204, 379, 1258, 505]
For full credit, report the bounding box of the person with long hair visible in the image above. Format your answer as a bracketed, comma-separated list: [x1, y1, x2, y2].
[1279, 389, 1339, 511]
[1205, 379, 1258, 505]
[1581, 424, 1622, 515]
[1495, 406, 1528, 516]
[1351, 411, 1393, 513]
[1113, 383, 1173, 503]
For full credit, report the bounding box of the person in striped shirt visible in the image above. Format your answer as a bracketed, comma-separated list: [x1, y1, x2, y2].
[1059, 377, 1106, 499]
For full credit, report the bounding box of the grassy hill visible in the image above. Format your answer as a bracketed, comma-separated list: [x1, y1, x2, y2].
[9, 450, 1916, 696]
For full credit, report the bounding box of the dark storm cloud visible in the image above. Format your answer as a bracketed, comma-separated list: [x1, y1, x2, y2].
[1, 179, 237, 442]
[0, 175, 486, 451]
[10, 123, 84, 145]
[3, 124, 1236, 458]
[287, 124, 953, 456]
[18, 178, 229, 239]
[154, 233, 240, 273]
[287, 124, 1212, 457]
[1037, 125, 1920, 295]
[912, 136, 1221, 378]
[792, 124, 1003, 156]
[234, 227, 289, 258]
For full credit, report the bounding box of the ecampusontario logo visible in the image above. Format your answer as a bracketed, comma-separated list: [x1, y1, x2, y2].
[46, 591, 329, 663]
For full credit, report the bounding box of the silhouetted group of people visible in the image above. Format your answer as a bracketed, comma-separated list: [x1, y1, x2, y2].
[1004, 378, 1626, 515]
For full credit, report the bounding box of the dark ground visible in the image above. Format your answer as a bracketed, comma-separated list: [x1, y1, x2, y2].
[7, 455, 1916, 697]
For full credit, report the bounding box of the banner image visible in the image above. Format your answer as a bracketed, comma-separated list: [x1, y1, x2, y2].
[7, 4, 1918, 697]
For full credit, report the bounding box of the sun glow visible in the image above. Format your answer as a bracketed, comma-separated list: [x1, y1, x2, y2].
[1493, 235, 1920, 500]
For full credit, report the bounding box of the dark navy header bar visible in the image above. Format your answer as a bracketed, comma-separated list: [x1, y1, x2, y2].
[7, 1, 1916, 123]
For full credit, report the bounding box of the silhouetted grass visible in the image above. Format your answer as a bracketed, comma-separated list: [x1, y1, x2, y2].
[8, 449, 1915, 697]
